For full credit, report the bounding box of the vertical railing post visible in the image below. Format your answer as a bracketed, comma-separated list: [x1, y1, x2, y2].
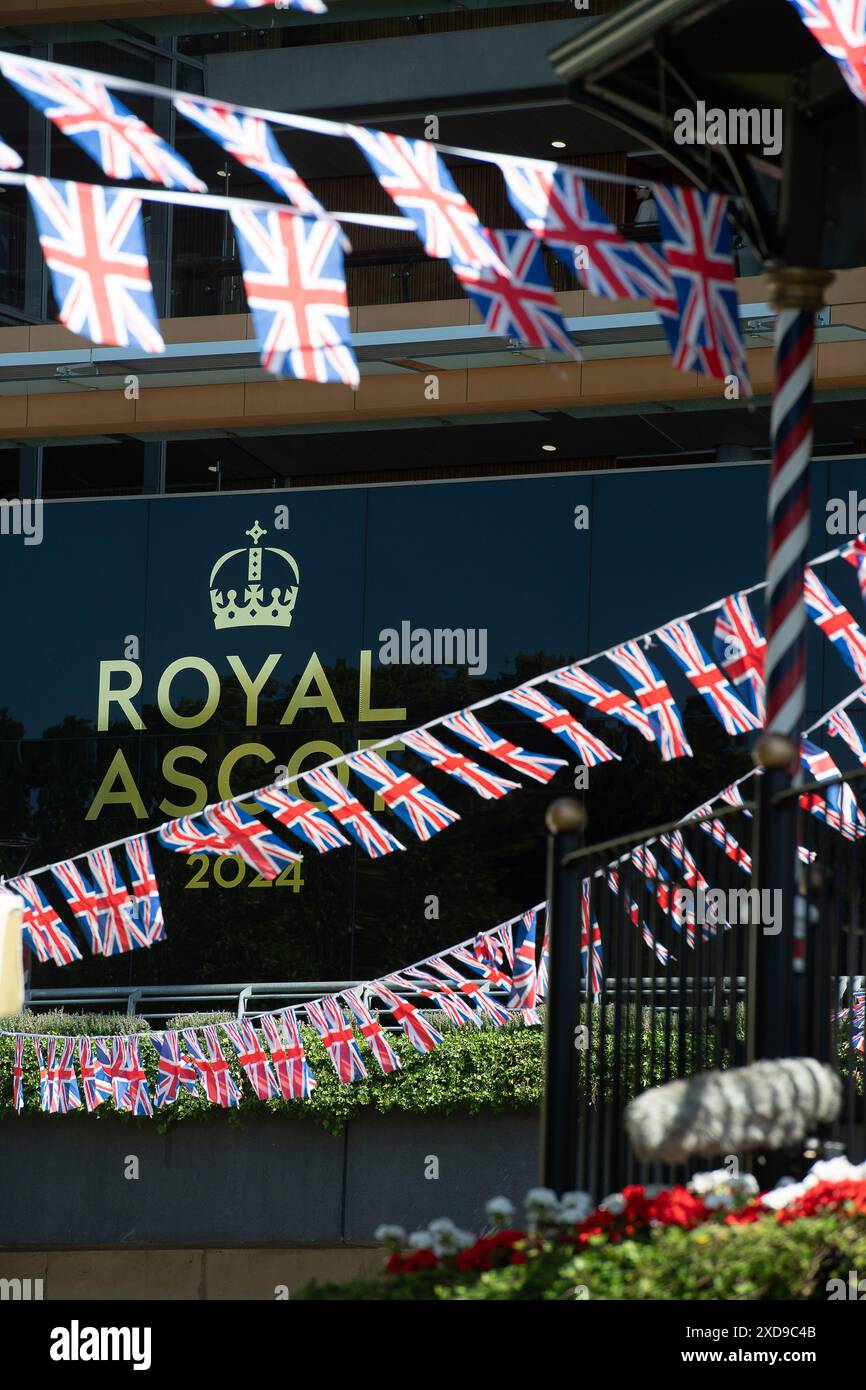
[539, 797, 586, 1195]
[749, 733, 799, 1066]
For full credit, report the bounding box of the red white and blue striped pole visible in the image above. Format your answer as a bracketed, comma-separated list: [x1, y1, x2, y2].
[763, 270, 832, 741]
[752, 269, 832, 1079]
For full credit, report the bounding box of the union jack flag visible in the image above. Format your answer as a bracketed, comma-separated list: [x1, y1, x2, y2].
[258, 784, 349, 853]
[453, 229, 579, 358]
[79, 1037, 113, 1111]
[507, 909, 538, 1010]
[713, 592, 766, 721]
[549, 665, 655, 741]
[183, 1026, 240, 1107]
[200, 801, 304, 879]
[158, 815, 226, 858]
[804, 566, 866, 684]
[260, 1011, 316, 1099]
[346, 749, 460, 841]
[351, 127, 508, 273]
[86, 847, 149, 955]
[393, 969, 481, 1028]
[52, 858, 103, 954]
[10, 875, 81, 966]
[93, 1039, 118, 1102]
[608, 640, 693, 760]
[26, 178, 165, 353]
[443, 708, 566, 783]
[149, 1032, 198, 1107]
[692, 812, 753, 873]
[719, 782, 753, 818]
[630, 844, 674, 915]
[660, 829, 709, 891]
[112, 1036, 153, 1117]
[231, 207, 359, 386]
[627, 899, 671, 966]
[434, 950, 512, 1025]
[402, 727, 520, 799]
[501, 685, 619, 765]
[372, 982, 445, 1051]
[344, 990, 403, 1071]
[828, 700, 866, 766]
[474, 930, 504, 968]
[54, 1039, 81, 1113]
[223, 1019, 280, 1102]
[34, 1039, 58, 1113]
[653, 184, 750, 391]
[536, 911, 550, 1000]
[12, 1035, 24, 1113]
[842, 534, 866, 603]
[0, 134, 21, 169]
[607, 868, 620, 895]
[801, 737, 866, 837]
[800, 789, 847, 836]
[657, 618, 761, 735]
[173, 99, 326, 214]
[498, 160, 678, 334]
[53, 1038, 83, 1114]
[302, 764, 405, 858]
[125, 835, 165, 945]
[579, 880, 604, 998]
[306, 997, 367, 1082]
[0, 56, 206, 189]
[786, 1, 866, 103]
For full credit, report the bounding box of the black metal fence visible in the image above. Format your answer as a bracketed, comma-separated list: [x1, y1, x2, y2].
[544, 780, 866, 1195]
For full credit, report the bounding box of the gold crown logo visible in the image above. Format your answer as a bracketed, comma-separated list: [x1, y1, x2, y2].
[210, 521, 300, 631]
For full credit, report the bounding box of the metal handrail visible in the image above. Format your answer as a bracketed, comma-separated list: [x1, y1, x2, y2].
[23, 975, 747, 1023]
[561, 798, 755, 868]
[773, 765, 866, 806]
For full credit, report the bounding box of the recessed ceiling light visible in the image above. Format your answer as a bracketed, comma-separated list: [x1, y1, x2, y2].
[542, 444, 557, 453]
[551, 140, 567, 150]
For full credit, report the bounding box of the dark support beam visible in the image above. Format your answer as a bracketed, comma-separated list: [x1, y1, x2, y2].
[142, 441, 167, 494]
[540, 797, 586, 1196]
[18, 445, 43, 499]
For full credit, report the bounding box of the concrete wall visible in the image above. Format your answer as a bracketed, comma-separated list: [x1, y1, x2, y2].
[0, 1247, 382, 1300]
[0, 1109, 538, 1250]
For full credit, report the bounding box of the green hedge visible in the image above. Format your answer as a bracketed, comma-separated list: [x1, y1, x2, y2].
[0, 1006, 856, 1132]
[296, 1211, 866, 1301]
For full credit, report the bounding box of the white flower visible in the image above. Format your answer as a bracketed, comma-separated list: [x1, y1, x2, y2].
[485, 1196, 515, 1227]
[525, 1187, 560, 1211]
[599, 1193, 626, 1216]
[688, 1169, 730, 1195]
[759, 1181, 805, 1210]
[373, 1224, 406, 1249]
[804, 1156, 866, 1187]
[453, 1228, 476, 1250]
[428, 1217, 459, 1236]
[702, 1191, 734, 1211]
[558, 1191, 593, 1224]
[407, 1230, 434, 1250]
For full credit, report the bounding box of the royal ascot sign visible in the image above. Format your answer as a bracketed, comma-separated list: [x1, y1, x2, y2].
[87, 505, 408, 824]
